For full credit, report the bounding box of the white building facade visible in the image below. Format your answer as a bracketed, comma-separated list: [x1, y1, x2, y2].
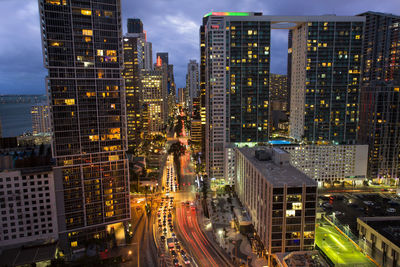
[0, 167, 58, 247]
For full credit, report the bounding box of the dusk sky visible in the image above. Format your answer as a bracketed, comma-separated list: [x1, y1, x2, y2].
[0, 0, 399, 95]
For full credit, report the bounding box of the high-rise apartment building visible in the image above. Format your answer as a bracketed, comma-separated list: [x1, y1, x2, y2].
[358, 12, 400, 182]
[123, 33, 145, 151]
[178, 87, 185, 105]
[39, 0, 130, 253]
[202, 12, 271, 180]
[289, 17, 364, 144]
[186, 60, 199, 113]
[199, 24, 207, 156]
[269, 74, 288, 107]
[127, 18, 143, 34]
[31, 104, 51, 134]
[141, 68, 168, 133]
[144, 42, 153, 70]
[202, 12, 364, 181]
[235, 147, 317, 265]
[156, 53, 175, 114]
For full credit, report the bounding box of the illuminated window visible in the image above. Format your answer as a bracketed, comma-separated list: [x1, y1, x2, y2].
[292, 202, 302, 210]
[97, 50, 104, 56]
[50, 41, 63, 47]
[104, 11, 113, 17]
[84, 37, 92, 42]
[45, 0, 66, 5]
[106, 50, 116, 56]
[286, 210, 295, 217]
[89, 135, 99, 141]
[82, 29, 93, 36]
[54, 99, 75, 105]
[109, 155, 119, 161]
[395, 88, 399, 92]
[81, 9, 92, 16]
[355, 35, 360, 39]
[86, 92, 96, 97]
[71, 241, 78, 247]
[64, 160, 73, 165]
[98, 70, 104, 78]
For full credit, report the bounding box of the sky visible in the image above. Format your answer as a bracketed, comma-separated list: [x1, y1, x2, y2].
[0, 0, 399, 95]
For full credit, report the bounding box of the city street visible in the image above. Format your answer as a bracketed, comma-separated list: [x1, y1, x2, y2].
[124, 194, 159, 266]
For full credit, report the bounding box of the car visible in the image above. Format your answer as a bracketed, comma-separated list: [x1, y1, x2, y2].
[172, 233, 176, 238]
[174, 238, 179, 244]
[171, 250, 177, 257]
[173, 259, 179, 266]
[181, 202, 185, 205]
[183, 256, 190, 264]
[175, 244, 181, 250]
[387, 208, 396, 213]
[180, 250, 186, 256]
[163, 228, 167, 234]
[161, 235, 165, 241]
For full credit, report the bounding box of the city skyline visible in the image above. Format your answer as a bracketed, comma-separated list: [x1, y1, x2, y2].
[1, 0, 399, 95]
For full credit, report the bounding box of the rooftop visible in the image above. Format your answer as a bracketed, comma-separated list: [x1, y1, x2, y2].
[237, 147, 317, 187]
[273, 250, 329, 267]
[0, 242, 57, 266]
[359, 217, 400, 248]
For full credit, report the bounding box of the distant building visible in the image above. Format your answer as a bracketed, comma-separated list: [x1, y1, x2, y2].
[235, 147, 317, 265]
[357, 217, 400, 267]
[186, 60, 199, 112]
[127, 18, 143, 34]
[141, 68, 168, 133]
[31, 105, 51, 134]
[269, 74, 288, 109]
[144, 42, 153, 70]
[123, 32, 145, 151]
[156, 52, 169, 65]
[178, 87, 185, 105]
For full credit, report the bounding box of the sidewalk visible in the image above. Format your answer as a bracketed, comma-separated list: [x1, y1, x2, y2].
[204, 192, 268, 267]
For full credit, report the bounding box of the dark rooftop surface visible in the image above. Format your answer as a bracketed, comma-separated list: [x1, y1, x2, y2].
[0, 242, 57, 266]
[361, 217, 400, 248]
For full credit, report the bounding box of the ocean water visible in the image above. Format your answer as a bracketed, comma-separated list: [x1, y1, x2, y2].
[0, 95, 47, 137]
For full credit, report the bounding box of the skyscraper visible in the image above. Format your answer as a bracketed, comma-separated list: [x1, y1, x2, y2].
[141, 67, 168, 133]
[31, 104, 51, 134]
[186, 60, 199, 113]
[144, 42, 153, 70]
[358, 12, 400, 182]
[39, 0, 130, 254]
[202, 12, 365, 182]
[127, 18, 143, 34]
[123, 33, 145, 152]
[156, 52, 169, 65]
[199, 24, 207, 156]
[289, 17, 364, 144]
[202, 12, 271, 180]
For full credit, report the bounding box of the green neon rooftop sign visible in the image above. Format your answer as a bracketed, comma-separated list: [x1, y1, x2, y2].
[204, 12, 250, 17]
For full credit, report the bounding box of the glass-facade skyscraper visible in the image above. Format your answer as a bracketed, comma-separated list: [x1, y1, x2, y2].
[290, 18, 364, 144]
[358, 12, 400, 182]
[39, 0, 130, 254]
[201, 12, 365, 182]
